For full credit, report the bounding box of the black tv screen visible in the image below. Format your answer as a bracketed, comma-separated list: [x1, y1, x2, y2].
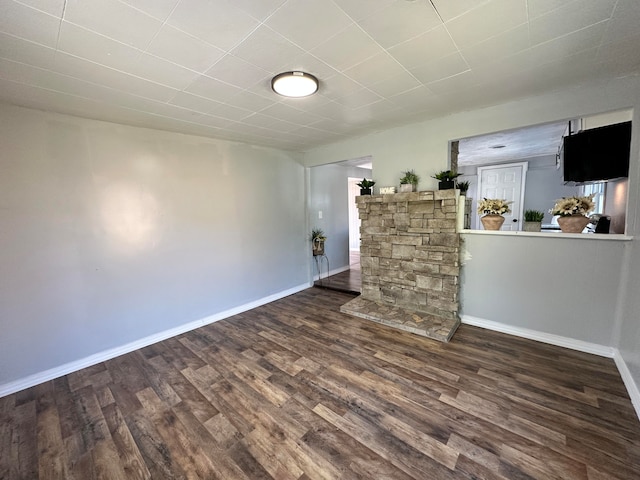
[563, 121, 631, 182]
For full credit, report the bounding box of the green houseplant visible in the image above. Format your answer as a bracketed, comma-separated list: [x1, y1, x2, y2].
[399, 169, 420, 192]
[310, 228, 326, 256]
[456, 180, 470, 195]
[356, 178, 375, 195]
[523, 209, 545, 232]
[432, 170, 462, 190]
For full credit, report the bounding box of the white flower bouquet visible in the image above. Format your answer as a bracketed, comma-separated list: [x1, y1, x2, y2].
[477, 198, 512, 216]
[550, 194, 595, 217]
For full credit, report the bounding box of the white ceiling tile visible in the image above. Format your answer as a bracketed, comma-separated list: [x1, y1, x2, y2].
[183, 75, 244, 102]
[0, 57, 157, 111]
[232, 0, 287, 21]
[15, 0, 65, 17]
[265, 0, 353, 51]
[0, 1, 60, 47]
[319, 73, 363, 101]
[331, 0, 397, 22]
[526, 23, 606, 65]
[52, 52, 178, 102]
[288, 54, 338, 82]
[460, 24, 530, 68]
[242, 113, 298, 132]
[311, 24, 384, 72]
[527, 0, 577, 19]
[445, 0, 527, 48]
[388, 85, 439, 109]
[601, 0, 640, 45]
[410, 52, 469, 84]
[0, 0, 638, 151]
[358, 1, 441, 49]
[596, 33, 640, 69]
[195, 113, 236, 129]
[388, 25, 458, 70]
[205, 54, 271, 90]
[259, 102, 324, 125]
[168, 91, 250, 120]
[0, 32, 56, 69]
[167, 0, 259, 51]
[57, 21, 141, 71]
[424, 70, 477, 94]
[226, 91, 277, 112]
[119, 0, 180, 22]
[529, 0, 616, 45]
[342, 52, 408, 87]
[63, 0, 162, 49]
[430, 0, 491, 22]
[230, 25, 306, 73]
[367, 71, 421, 98]
[130, 54, 202, 90]
[333, 88, 382, 110]
[145, 25, 224, 72]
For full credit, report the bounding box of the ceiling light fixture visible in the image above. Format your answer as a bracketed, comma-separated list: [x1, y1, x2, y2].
[271, 71, 318, 98]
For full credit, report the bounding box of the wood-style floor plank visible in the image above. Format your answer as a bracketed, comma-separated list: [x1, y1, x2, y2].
[1, 287, 639, 479]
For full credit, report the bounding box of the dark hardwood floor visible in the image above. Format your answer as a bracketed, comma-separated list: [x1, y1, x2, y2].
[314, 251, 361, 295]
[1, 288, 639, 479]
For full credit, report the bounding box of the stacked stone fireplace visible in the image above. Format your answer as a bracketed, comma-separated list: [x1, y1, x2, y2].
[340, 190, 461, 342]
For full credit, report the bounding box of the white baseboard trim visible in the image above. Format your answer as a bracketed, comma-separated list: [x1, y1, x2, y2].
[313, 264, 350, 281]
[460, 315, 615, 358]
[0, 283, 310, 398]
[612, 349, 640, 421]
[462, 315, 640, 421]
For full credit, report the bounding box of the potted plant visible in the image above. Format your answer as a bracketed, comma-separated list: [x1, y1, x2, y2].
[432, 170, 461, 190]
[477, 198, 512, 230]
[456, 180, 470, 195]
[550, 194, 595, 233]
[399, 169, 420, 192]
[523, 210, 545, 232]
[310, 228, 326, 256]
[356, 178, 375, 195]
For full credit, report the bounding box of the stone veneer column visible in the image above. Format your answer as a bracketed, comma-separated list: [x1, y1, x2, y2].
[340, 190, 461, 342]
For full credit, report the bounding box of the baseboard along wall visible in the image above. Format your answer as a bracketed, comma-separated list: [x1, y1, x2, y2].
[461, 314, 640, 421]
[0, 283, 310, 398]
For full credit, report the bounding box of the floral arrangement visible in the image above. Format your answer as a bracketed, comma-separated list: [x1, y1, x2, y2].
[477, 198, 512, 216]
[550, 194, 595, 217]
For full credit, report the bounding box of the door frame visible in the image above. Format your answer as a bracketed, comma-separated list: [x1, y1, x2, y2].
[476, 161, 528, 231]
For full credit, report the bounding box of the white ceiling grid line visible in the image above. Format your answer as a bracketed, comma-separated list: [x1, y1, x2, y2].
[0, 0, 638, 151]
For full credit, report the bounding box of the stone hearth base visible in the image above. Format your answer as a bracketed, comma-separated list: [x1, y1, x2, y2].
[340, 296, 460, 342]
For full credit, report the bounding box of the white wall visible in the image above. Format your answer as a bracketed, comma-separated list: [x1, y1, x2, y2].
[0, 104, 308, 388]
[303, 76, 640, 408]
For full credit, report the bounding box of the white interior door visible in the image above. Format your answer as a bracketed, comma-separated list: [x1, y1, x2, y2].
[477, 162, 528, 231]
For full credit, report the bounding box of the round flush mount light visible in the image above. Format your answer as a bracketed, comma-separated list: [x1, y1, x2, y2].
[271, 71, 318, 98]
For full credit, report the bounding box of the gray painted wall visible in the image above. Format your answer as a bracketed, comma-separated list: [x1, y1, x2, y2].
[0, 105, 307, 387]
[303, 76, 640, 405]
[309, 163, 371, 274]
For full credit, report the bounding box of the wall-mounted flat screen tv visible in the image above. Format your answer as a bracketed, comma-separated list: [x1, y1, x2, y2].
[563, 121, 631, 182]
